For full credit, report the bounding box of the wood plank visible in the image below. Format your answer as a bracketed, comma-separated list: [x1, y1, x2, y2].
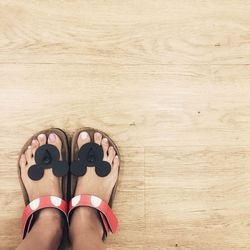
[0, 0, 250, 64]
[0, 64, 250, 149]
[145, 146, 250, 250]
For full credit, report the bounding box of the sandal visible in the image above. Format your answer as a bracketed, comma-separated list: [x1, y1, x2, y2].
[68, 127, 120, 240]
[18, 128, 70, 239]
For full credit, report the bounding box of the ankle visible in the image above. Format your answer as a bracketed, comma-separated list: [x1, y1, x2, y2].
[37, 208, 62, 224]
[69, 207, 103, 240]
[21, 209, 63, 250]
[33, 208, 63, 236]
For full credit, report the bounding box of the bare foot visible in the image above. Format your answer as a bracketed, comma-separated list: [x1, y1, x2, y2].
[74, 131, 120, 203]
[70, 131, 120, 241]
[18, 133, 64, 246]
[19, 133, 63, 201]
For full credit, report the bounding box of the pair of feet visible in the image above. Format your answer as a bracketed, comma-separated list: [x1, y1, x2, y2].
[19, 131, 120, 240]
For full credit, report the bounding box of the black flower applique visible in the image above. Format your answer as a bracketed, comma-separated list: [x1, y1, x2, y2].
[70, 142, 111, 177]
[28, 144, 69, 181]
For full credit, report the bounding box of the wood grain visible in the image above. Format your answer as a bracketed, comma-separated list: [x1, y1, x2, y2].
[0, 0, 250, 64]
[0, 1, 250, 249]
[145, 146, 250, 250]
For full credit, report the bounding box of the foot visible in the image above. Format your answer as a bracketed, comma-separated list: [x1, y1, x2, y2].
[19, 133, 64, 243]
[19, 133, 63, 201]
[74, 131, 120, 203]
[70, 131, 120, 240]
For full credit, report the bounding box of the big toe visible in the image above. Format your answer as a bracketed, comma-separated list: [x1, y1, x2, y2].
[77, 131, 91, 149]
[48, 133, 62, 158]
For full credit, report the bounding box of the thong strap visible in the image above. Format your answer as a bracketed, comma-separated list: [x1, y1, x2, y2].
[68, 194, 118, 236]
[21, 196, 68, 239]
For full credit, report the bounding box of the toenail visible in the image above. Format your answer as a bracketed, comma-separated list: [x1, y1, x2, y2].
[49, 133, 56, 142]
[95, 132, 101, 138]
[103, 138, 108, 143]
[80, 131, 89, 139]
[32, 139, 38, 145]
[109, 146, 114, 151]
[115, 155, 119, 158]
[38, 134, 45, 139]
[28, 145, 31, 149]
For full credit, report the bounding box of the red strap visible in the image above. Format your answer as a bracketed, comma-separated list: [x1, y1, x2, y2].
[21, 196, 68, 239]
[68, 195, 118, 234]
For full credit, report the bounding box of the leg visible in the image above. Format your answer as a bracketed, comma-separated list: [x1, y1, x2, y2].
[69, 131, 120, 250]
[70, 208, 106, 250]
[16, 133, 64, 250]
[16, 209, 62, 250]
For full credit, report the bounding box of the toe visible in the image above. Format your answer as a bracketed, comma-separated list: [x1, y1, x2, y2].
[31, 139, 39, 156]
[25, 145, 32, 161]
[48, 133, 62, 158]
[38, 133, 46, 145]
[112, 155, 120, 174]
[19, 154, 27, 168]
[77, 131, 91, 149]
[101, 138, 109, 158]
[94, 132, 102, 145]
[108, 146, 116, 163]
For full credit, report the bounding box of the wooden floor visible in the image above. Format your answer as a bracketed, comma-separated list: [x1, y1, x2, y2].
[0, 1, 250, 249]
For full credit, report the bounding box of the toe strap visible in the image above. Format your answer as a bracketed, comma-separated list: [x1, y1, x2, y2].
[21, 196, 68, 239]
[68, 195, 118, 235]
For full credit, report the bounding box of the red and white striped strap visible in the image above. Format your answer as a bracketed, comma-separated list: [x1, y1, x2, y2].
[21, 196, 68, 239]
[68, 195, 118, 234]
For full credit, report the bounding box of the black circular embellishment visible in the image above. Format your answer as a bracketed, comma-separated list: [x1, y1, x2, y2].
[28, 165, 44, 181]
[70, 161, 87, 176]
[35, 144, 60, 167]
[79, 143, 103, 163]
[27, 143, 69, 181]
[70, 142, 112, 178]
[95, 161, 111, 177]
[53, 161, 69, 177]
